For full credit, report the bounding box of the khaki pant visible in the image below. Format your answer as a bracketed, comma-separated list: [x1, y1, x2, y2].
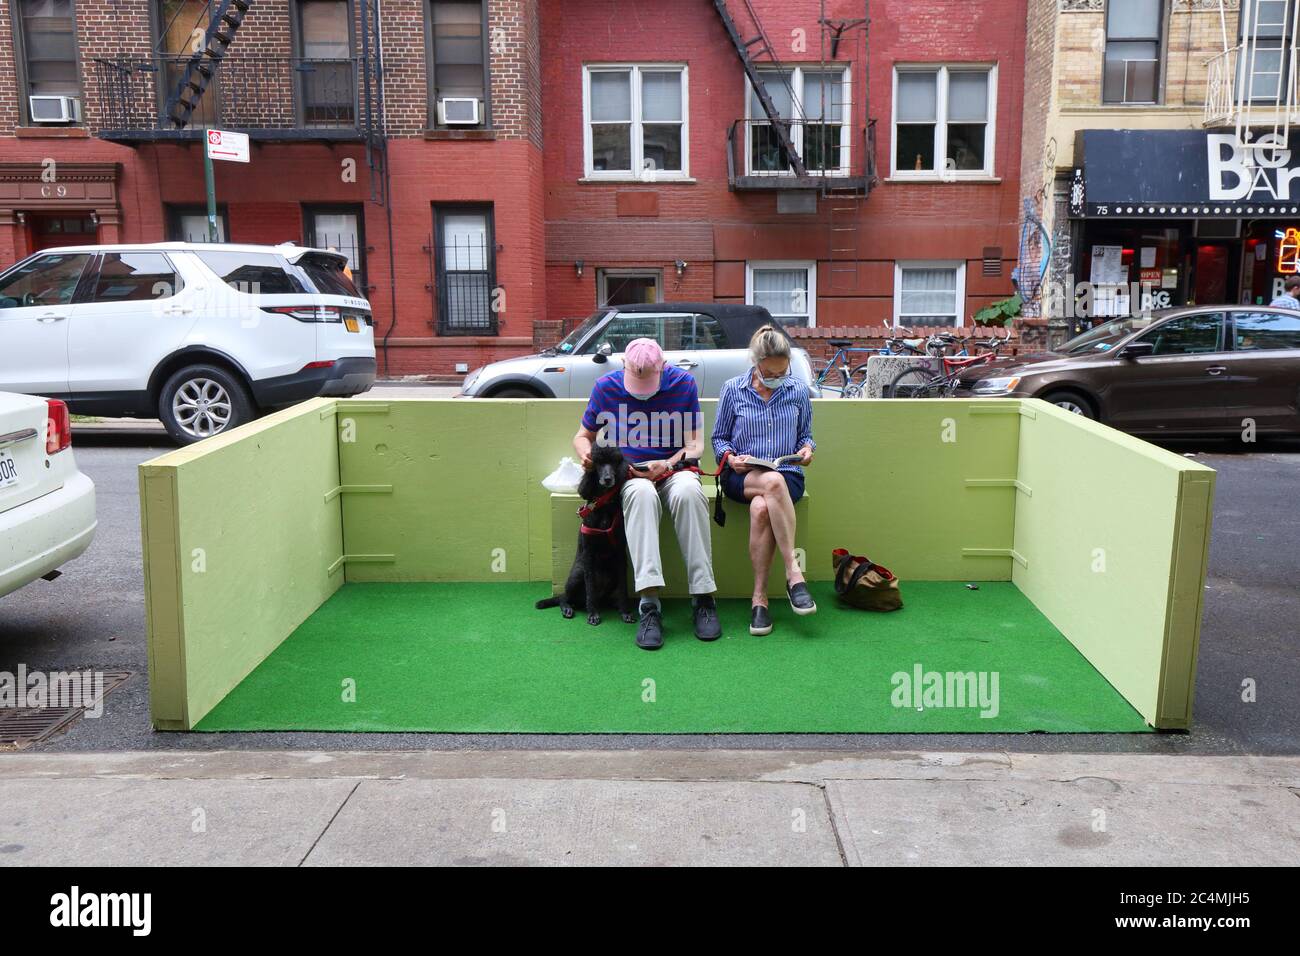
[621, 472, 717, 595]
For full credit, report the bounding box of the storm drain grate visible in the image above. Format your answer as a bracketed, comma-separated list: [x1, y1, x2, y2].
[0, 707, 83, 747]
[0, 670, 133, 749]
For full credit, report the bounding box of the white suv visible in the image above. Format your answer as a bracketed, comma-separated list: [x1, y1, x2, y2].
[0, 242, 375, 443]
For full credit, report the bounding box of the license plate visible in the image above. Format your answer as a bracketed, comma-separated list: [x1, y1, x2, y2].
[0, 450, 18, 489]
[344, 316, 360, 333]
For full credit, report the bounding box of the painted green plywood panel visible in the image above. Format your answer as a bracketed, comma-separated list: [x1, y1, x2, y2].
[336, 399, 533, 582]
[139, 399, 345, 728]
[1011, 400, 1216, 728]
[800, 400, 1019, 581]
[1157, 471, 1216, 729]
[526, 401, 592, 581]
[138, 467, 186, 728]
[337, 398, 1020, 584]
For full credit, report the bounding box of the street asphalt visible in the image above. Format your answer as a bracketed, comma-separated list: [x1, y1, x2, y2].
[1, 390, 1296, 755]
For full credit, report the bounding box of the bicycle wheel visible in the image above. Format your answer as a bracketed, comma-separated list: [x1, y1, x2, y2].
[817, 363, 849, 393]
[885, 367, 941, 399]
[848, 363, 872, 390]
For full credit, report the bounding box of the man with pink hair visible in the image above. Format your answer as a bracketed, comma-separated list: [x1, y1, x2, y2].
[573, 337, 720, 650]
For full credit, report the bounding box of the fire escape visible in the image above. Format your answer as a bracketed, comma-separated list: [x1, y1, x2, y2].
[1204, 0, 1300, 154]
[92, 0, 388, 204]
[715, 0, 875, 291]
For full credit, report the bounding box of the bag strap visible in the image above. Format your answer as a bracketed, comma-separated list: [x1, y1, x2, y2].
[833, 551, 859, 595]
[846, 559, 879, 592]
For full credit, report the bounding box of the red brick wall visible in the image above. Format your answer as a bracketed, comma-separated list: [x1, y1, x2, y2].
[0, 0, 1025, 378]
[0, 0, 546, 377]
[541, 0, 1027, 329]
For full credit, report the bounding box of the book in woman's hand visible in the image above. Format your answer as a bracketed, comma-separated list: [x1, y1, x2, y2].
[739, 453, 806, 470]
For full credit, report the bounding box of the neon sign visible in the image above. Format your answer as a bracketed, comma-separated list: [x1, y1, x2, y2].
[1276, 227, 1300, 274]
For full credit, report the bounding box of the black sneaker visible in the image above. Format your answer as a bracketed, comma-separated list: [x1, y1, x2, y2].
[693, 595, 722, 641]
[636, 607, 663, 650]
[750, 604, 773, 636]
[786, 581, 817, 616]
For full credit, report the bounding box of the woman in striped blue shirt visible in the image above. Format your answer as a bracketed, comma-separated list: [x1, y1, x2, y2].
[711, 325, 817, 636]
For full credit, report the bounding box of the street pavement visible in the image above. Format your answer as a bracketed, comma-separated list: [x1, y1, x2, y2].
[0, 749, 1295, 865]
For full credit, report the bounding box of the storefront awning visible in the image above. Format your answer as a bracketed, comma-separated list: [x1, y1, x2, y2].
[1070, 128, 1300, 219]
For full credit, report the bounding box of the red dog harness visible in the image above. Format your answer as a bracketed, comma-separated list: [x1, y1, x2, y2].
[576, 487, 622, 539]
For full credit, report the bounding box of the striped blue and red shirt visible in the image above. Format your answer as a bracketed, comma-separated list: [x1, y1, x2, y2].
[581, 366, 702, 465]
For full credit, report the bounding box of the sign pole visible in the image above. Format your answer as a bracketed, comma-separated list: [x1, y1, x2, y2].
[203, 126, 218, 242]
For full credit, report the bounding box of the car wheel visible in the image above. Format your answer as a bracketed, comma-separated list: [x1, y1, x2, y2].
[1041, 389, 1096, 419]
[491, 387, 540, 398]
[158, 364, 255, 444]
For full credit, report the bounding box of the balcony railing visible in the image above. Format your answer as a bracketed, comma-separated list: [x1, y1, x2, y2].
[1204, 40, 1300, 144]
[1205, 46, 1237, 125]
[92, 54, 367, 141]
[726, 117, 875, 191]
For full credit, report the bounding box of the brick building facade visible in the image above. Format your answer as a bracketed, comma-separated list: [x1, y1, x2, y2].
[1020, 0, 1299, 339]
[0, 0, 1028, 377]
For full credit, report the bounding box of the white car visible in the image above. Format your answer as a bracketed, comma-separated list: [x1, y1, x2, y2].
[0, 242, 375, 444]
[459, 303, 817, 398]
[0, 393, 96, 599]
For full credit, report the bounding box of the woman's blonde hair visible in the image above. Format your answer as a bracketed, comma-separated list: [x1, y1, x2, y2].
[748, 324, 792, 366]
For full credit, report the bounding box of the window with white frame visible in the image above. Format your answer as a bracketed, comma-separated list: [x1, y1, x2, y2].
[747, 261, 816, 327]
[746, 66, 850, 175]
[894, 261, 965, 327]
[584, 65, 687, 179]
[892, 65, 995, 178]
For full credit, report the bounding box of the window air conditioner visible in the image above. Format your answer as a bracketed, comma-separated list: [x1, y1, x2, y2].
[438, 97, 481, 125]
[29, 95, 81, 123]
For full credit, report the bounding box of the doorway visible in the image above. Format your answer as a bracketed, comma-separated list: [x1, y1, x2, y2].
[29, 213, 98, 251]
[597, 269, 661, 307]
[1193, 242, 1236, 306]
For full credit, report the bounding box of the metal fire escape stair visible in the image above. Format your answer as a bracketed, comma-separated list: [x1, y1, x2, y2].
[713, 0, 807, 176]
[166, 0, 252, 129]
[821, 7, 872, 292]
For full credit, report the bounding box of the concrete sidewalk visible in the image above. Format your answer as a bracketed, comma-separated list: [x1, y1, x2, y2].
[0, 750, 1296, 866]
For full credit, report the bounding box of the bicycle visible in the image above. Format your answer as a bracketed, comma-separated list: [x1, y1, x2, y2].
[884, 331, 1012, 398]
[813, 328, 925, 398]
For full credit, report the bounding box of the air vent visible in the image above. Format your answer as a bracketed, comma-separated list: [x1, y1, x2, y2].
[982, 246, 1003, 277]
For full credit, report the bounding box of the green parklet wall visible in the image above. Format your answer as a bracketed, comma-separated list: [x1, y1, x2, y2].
[140, 397, 1214, 730]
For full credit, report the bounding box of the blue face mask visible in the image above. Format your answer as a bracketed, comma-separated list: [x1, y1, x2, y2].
[757, 367, 790, 389]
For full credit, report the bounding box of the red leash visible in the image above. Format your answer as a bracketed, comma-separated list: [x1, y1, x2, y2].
[637, 450, 732, 483]
[578, 452, 744, 537]
[632, 451, 734, 527]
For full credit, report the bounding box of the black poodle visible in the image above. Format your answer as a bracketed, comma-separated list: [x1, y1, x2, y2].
[535, 442, 636, 626]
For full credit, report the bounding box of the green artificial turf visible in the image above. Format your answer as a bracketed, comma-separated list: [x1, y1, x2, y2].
[194, 581, 1150, 733]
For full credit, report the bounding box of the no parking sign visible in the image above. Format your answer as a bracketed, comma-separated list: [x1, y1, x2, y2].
[205, 128, 250, 163]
